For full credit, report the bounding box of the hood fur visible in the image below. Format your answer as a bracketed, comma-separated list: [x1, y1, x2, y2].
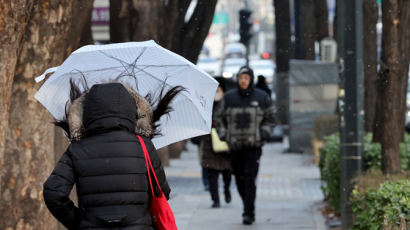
[67, 84, 154, 141]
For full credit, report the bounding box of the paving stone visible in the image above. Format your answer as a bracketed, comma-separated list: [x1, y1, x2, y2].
[165, 139, 327, 230]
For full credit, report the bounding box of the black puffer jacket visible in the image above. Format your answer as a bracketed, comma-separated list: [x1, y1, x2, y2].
[214, 67, 276, 150]
[43, 83, 170, 230]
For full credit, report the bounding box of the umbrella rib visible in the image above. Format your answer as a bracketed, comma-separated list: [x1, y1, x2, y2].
[133, 65, 211, 131]
[129, 47, 148, 76]
[132, 65, 191, 98]
[98, 48, 147, 70]
[98, 50, 130, 66]
[98, 50, 137, 78]
[115, 66, 149, 80]
[133, 64, 190, 67]
[131, 47, 147, 66]
[98, 49, 190, 69]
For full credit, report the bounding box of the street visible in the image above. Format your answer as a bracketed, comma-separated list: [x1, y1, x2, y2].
[165, 140, 326, 230]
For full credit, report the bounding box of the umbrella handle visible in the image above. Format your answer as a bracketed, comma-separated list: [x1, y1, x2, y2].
[35, 66, 59, 83]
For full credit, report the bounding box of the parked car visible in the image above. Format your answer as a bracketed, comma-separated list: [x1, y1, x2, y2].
[224, 43, 246, 59]
[197, 57, 221, 76]
[269, 125, 284, 142]
[249, 59, 276, 87]
[221, 58, 246, 79]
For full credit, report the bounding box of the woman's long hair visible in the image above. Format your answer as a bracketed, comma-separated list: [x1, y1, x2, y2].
[144, 84, 185, 136]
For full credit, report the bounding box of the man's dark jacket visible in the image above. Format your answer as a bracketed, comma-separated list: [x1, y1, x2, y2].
[215, 67, 276, 150]
[43, 83, 170, 230]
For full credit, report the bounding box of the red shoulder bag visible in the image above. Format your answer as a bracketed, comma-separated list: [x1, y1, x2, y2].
[137, 135, 178, 230]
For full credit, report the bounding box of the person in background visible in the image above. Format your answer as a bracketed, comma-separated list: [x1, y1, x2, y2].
[255, 75, 271, 97]
[215, 67, 275, 225]
[191, 135, 210, 191]
[200, 77, 232, 208]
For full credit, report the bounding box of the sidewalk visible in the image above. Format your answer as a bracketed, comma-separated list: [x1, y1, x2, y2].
[165, 139, 326, 230]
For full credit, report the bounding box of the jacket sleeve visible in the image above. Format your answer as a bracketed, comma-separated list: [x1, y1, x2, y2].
[213, 97, 227, 141]
[146, 139, 171, 200]
[260, 94, 276, 140]
[43, 150, 80, 230]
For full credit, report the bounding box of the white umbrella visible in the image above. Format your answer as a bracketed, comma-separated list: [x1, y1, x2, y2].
[35, 40, 218, 149]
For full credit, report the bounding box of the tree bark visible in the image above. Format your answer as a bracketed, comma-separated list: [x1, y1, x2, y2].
[0, 1, 94, 229]
[109, 0, 217, 64]
[376, 0, 410, 174]
[314, 0, 329, 42]
[302, 0, 316, 60]
[172, 0, 218, 63]
[295, 0, 328, 60]
[274, 0, 291, 125]
[110, 0, 161, 43]
[109, 0, 132, 42]
[363, 0, 379, 133]
[76, 0, 95, 46]
[0, 0, 35, 190]
[333, 2, 338, 40]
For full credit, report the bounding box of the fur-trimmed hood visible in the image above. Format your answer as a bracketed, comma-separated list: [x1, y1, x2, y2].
[66, 83, 154, 141]
[55, 79, 185, 142]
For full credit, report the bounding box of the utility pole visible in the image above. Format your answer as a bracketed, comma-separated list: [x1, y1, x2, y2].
[337, 0, 364, 229]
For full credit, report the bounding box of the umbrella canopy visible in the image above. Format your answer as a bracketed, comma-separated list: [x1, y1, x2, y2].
[35, 40, 218, 149]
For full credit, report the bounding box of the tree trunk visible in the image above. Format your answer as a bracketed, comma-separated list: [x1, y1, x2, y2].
[77, 0, 95, 46]
[314, 0, 329, 41]
[363, 0, 379, 133]
[274, 0, 291, 125]
[0, 0, 35, 190]
[295, 0, 328, 60]
[109, 0, 217, 64]
[302, 0, 316, 60]
[172, 0, 218, 63]
[0, 1, 94, 229]
[333, 2, 338, 39]
[376, 0, 410, 174]
[110, 0, 161, 43]
[109, 0, 132, 42]
[294, 0, 304, 59]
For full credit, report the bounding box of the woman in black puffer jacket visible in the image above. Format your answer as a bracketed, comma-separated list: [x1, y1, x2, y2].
[43, 82, 182, 230]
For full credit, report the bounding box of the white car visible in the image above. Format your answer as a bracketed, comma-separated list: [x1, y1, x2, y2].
[222, 58, 246, 79]
[197, 57, 221, 76]
[224, 43, 246, 59]
[249, 59, 276, 87]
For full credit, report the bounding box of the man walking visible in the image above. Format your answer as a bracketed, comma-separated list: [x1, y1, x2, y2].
[214, 66, 275, 225]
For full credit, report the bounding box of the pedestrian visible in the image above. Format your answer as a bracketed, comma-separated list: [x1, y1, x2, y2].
[255, 75, 272, 97]
[200, 77, 232, 208]
[214, 66, 275, 225]
[192, 135, 210, 191]
[43, 82, 182, 229]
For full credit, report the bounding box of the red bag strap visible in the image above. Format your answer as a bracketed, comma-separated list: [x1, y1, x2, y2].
[137, 135, 163, 197]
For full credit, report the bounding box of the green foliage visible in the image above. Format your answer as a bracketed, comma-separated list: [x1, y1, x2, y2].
[362, 134, 382, 170]
[399, 134, 410, 171]
[319, 133, 382, 212]
[319, 133, 341, 211]
[319, 133, 410, 213]
[351, 180, 410, 230]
